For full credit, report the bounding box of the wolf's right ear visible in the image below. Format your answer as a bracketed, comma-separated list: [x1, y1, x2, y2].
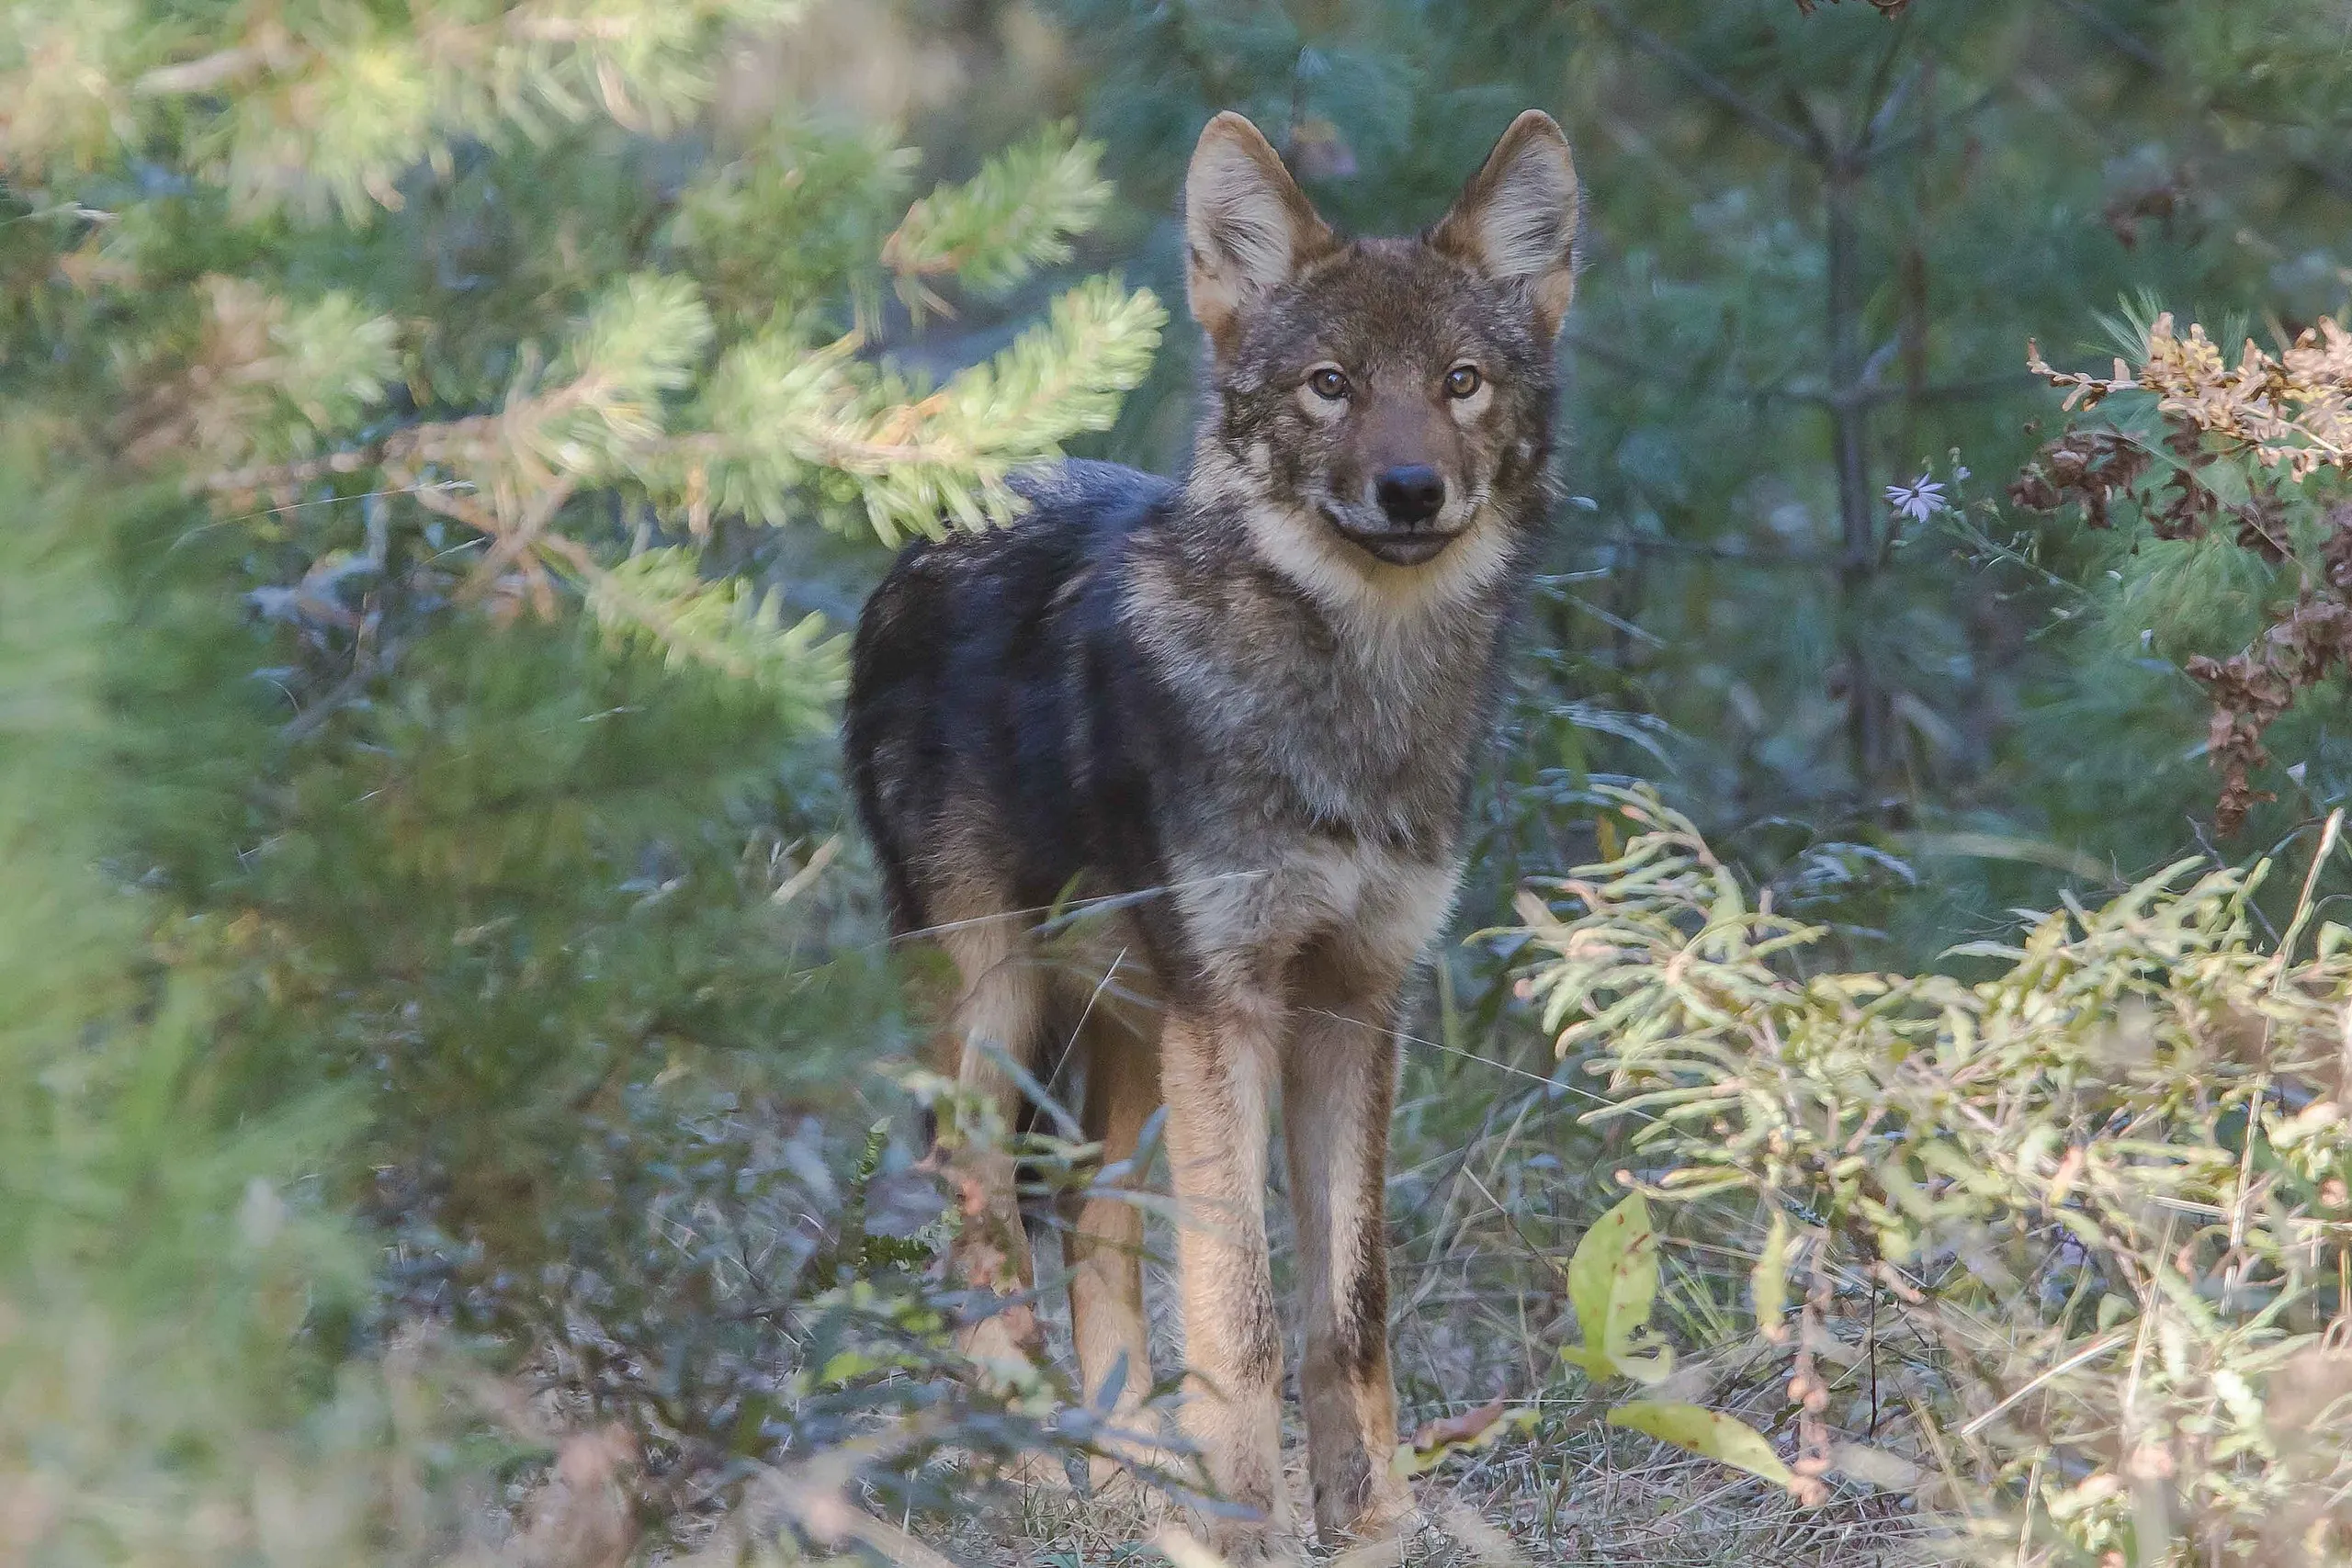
[1183, 112, 1334, 358]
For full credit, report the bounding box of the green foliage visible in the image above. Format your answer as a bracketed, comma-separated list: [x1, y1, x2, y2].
[1556, 1194, 1795, 1495]
[1389, 1399, 1540, 1481]
[688, 272, 1164, 542]
[5, 0, 1162, 721]
[1, 0, 1168, 1557]
[1392, 1187, 1794, 1501]
[1604, 1401, 1798, 1493]
[13, 1, 2352, 1561]
[5, 0, 793, 220]
[2016, 308, 2352, 834]
[1056, 0, 2352, 971]
[0, 431, 410, 1566]
[587, 544, 846, 721]
[666, 118, 917, 329]
[1514, 784, 2352, 1562]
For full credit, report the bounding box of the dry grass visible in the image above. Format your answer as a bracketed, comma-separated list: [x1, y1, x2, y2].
[911, 1009, 1942, 1567]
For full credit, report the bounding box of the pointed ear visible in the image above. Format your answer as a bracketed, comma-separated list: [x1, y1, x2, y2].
[1432, 110, 1581, 338]
[1183, 111, 1335, 357]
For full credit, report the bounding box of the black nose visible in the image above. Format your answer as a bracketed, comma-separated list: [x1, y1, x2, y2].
[1374, 465, 1446, 526]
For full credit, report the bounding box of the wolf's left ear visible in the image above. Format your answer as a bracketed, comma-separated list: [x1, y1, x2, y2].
[1433, 110, 1580, 338]
[1184, 111, 1336, 358]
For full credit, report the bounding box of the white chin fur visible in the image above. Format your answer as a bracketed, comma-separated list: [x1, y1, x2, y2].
[1192, 443, 1516, 622]
[1240, 498, 1515, 624]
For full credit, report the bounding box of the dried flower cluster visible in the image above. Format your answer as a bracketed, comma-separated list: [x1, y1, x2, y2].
[2030, 314, 2352, 479]
[2189, 514, 2352, 830]
[2016, 314, 2352, 831]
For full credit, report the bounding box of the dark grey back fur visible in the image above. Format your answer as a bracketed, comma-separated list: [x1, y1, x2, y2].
[846, 109, 1577, 1009]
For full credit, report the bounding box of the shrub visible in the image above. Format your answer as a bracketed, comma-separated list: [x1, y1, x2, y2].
[1514, 784, 2352, 1563]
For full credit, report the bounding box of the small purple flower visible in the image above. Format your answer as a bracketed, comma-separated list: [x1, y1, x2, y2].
[1884, 473, 1949, 522]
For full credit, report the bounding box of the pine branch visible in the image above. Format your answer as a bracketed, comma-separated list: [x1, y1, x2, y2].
[517, 273, 716, 485]
[839, 276, 1166, 539]
[1591, 3, 1812, 156]
[687, 276, 1165, 540]
[881, 125, 1114, 317]
[9, 0, 793, 219]
[209, 276, 1163, 542]
[581, 545, 845, 728]
[664, 120, 918, 323]
[2018, 316, 2352, 832]
[125, 277, 401, 473]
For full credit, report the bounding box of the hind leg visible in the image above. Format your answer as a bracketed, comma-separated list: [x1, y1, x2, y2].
[1065, 997, 1161, 1481]
[939, 919, 1048, 1375]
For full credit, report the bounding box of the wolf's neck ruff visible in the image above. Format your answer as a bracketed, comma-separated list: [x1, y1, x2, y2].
[1125, 433, 1536, 859]
[842, 107, 1579, 1562]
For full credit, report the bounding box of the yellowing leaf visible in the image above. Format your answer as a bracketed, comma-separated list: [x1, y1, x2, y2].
[1560, 1192, 1675, 1384]
[1607, 1401, 1795, 1490]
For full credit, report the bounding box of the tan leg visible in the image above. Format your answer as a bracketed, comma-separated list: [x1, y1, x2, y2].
[1067, 1008, 1158, 1418]
[939, 921, 1046, 1373]
[1283, 993, 1413, 1545]
[1060, 1002, 1166, 1495]
[1161, 1003, 1288, 1561]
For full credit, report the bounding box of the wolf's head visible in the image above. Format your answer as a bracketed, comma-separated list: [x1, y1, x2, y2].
[1182, 110, 1577, 615]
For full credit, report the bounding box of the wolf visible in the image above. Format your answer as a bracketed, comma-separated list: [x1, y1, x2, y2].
[843, 108, 1578, 1557]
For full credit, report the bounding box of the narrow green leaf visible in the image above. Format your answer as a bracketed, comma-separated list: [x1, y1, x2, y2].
[1752, 1207, 1789, 1338]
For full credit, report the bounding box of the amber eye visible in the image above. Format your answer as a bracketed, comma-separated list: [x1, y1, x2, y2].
[1307, 366, 1351, 400]
[1444, 364, 1484, 399]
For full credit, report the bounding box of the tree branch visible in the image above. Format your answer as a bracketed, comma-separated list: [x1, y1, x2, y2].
[2045, 0, 2161, 71]
[1592, 4, 1815, 157]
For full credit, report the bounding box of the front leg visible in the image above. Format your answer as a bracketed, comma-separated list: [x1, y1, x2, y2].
[1283, 990, 1413, 1544]
[1160, 1001, 1290, 1560]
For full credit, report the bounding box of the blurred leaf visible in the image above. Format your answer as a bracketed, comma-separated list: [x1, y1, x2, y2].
[1390, 1397, 1539, 1478]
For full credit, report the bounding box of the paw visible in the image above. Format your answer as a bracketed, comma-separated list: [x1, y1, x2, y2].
[955, 1302, 1045, 1387]
[1087, 1449, 1161, 1498]
[1313, 1474, 1416, 1550]
[1080, 1453, 1182, 1536]
[1200, 1514, 1288, 1566]
[1191, 1484, 1298, 1566]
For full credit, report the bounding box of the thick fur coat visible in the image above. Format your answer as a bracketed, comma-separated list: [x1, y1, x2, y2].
[844, 108, 1579, 1557]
